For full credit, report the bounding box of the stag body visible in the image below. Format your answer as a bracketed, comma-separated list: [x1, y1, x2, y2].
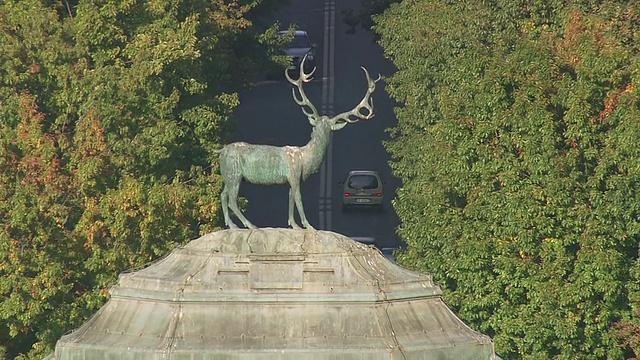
[218, 60, 379, 229]
[219, 125, 329, 229]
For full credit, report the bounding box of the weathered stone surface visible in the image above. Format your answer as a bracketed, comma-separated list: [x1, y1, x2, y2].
[47, 229, 499, 359]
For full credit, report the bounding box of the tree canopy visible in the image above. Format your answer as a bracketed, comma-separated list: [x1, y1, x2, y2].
[375, 1, 640, 358]
[0, 0, 286, 358]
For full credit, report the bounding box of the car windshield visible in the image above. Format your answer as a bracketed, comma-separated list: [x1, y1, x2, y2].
[290, 35, 311, 48]
[347, 175, 379, 189]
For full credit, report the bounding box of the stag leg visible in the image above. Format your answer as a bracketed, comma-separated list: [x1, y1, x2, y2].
[226, 181, 257, 229]
[220, 186, 239, 229]
[288, 188, 302, 229]
[290, 184, 314, 230]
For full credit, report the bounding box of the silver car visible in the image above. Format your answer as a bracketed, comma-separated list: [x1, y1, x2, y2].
[278, 30, 316, 73]
[340, 170, 384, 211]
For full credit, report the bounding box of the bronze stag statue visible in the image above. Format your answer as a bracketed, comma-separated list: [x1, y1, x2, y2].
[216, 58, 380, 229]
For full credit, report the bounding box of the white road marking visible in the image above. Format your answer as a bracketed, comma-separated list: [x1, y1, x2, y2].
[319, 0, 335, 229]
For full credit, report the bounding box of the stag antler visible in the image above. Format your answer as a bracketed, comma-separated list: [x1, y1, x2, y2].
[285, 56, 320, 123]
[332, 67, 381, 124]
[286, 56, 381, 127]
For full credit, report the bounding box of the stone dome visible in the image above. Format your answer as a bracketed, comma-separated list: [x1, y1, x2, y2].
[47, 229, 498, 359]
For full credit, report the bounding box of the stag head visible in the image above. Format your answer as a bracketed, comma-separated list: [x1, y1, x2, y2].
[285, 56, 381, 130]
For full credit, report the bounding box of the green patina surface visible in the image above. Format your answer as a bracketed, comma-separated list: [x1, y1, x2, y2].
[218, 61, 380, 230]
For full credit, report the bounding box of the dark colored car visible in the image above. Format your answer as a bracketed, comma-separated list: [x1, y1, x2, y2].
[278, 30, 316, 73]
[380, 247, 397, 262]
[349, 236, 376, 245]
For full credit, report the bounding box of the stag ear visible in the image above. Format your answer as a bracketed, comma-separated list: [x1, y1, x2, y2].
[331, 121, 348, 131]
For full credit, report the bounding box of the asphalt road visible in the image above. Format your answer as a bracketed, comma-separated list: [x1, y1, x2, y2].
[231, 0, 402, 249]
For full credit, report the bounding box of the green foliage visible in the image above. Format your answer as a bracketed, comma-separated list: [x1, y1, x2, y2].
[376, 1, 640, 358]
[359, 0, 401, 33]
[0, 0, 283, 358]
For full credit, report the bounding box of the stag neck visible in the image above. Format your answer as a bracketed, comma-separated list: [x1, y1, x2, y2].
[300, 120, 332, 179]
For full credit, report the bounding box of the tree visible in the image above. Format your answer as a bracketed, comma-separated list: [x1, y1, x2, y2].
[0, 0, 285, 358]
[375, 1, 640, 358]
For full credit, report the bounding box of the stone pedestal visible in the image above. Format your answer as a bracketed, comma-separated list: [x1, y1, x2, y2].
[47, 229, 498, 359]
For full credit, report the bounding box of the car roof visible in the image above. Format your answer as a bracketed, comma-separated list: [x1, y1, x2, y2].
[347, 170, 380, 176]
[349, 236, 376, 245]
[277, 30, 308, 37]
